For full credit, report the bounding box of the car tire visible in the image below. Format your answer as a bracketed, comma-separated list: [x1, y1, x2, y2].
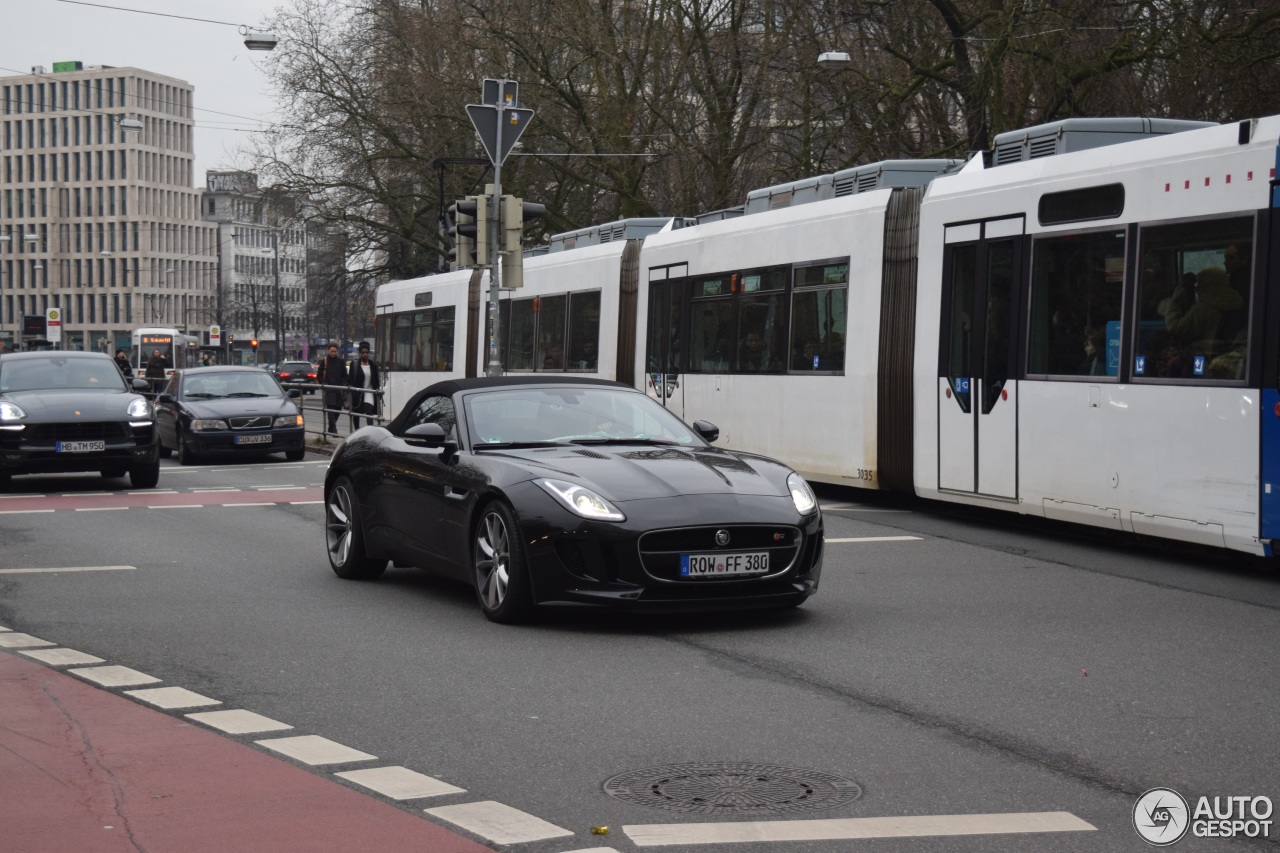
[129, 459, 160, 489]
[0, 471, 10, 492]
[285, 448, 306, 462]
[158, 440, 172, 459]
[473, 501, 533, 624]
[178, 436, 198, 466]
[326, 476, 387, 580]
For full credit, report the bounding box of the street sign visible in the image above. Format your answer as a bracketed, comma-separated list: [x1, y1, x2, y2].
[209, 325, 222, 346]
[46, 307, 62, 343]
[466, 103, 535, 167]
[482, 78, 518, 107]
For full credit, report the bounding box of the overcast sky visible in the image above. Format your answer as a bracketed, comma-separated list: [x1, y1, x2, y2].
[1, 0, 282, 182]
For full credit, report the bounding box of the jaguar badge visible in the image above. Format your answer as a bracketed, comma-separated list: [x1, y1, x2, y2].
[715, 529, 730, 546]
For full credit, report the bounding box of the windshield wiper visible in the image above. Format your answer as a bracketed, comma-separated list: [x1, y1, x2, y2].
[226, 391, 271, 397]
[568, 437, 681, 446]
[184, 392, 224, 399]
[474, 440, 569, 449]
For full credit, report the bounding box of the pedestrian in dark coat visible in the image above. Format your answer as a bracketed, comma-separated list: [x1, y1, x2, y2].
[346, 342, 382, 431]
[317, 344, 348, 435]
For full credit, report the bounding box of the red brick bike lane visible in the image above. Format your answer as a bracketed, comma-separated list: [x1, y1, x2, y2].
[0, 487, 323, 512]
[0, 652, 493, 853]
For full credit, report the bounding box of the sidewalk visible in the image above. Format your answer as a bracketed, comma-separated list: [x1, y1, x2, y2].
[0, 651, 493, 853]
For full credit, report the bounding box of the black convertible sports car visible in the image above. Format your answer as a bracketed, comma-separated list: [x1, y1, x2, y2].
[153, 367, 307, 464]
[0, 351, 160, 490]
[325, 377, 823, 622]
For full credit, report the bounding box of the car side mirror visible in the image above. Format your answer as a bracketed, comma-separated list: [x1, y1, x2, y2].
[286, 388, 301, 398]
[403, 422, 458, 453]
[157, 393, 175, 404]
[693, 420, 720, 442]
[132, 378, 152, 392]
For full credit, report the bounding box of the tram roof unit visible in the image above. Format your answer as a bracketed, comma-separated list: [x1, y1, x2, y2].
[547, 217, 694, 253]
[989, 116, 1217, 166]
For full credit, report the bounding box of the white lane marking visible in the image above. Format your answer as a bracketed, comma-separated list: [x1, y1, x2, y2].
[0, 494, 44, 499]
[255, 486, 308, 491]
[0, 625, 10, 631]
[254, 735, 376, 765]
[825, 536, 922, 543]
[19, 647, 105, 666]
[622, 811, 1096, 846]
[192, 488, 241, 493]
[147, 504, 205, 509]
[68, 665, 162, 687]
[63, 492, 112, 497]
[0, 509, 56, 515]
[0, 633, 57, 649]
[223, 502, 276, 507]
[0, 565, 136, 574]
[187, 709, 293, 734]
[290, 501, 323, 506]
[335, 766, 466, 800]
[426, 801, 574, 845]
[824, 508, 911, 513]
[126, 686, 221, 709]
[128, 490, 176, 495]
[75, 507, 130, 512]
[560, 849, 622, 853]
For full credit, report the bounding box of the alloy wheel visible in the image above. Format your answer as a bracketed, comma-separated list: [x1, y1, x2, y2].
[326, 484, 354, 568]
[475, 510, 510, 609]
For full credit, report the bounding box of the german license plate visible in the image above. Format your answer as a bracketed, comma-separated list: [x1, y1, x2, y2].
[234, 434, 272, 445]
[57, 440, 106, 453]
[680, 551, 769, 578]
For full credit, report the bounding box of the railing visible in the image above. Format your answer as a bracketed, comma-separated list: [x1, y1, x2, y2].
[281, 381, 387, 446]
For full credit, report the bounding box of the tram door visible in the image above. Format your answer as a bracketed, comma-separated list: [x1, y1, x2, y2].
[937, 217, 1024, 498]
[646, 265, 686, 419]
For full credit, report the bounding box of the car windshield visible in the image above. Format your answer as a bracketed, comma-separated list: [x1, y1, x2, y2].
[182, 372, 283, 399]
[0, 357, 126, 392]
[466, 386, 700, 447]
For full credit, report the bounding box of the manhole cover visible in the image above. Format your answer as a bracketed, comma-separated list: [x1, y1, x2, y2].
[603, 762, 863, 815]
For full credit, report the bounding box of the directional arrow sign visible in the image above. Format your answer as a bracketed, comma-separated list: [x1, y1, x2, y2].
[466, 104, 535, 167]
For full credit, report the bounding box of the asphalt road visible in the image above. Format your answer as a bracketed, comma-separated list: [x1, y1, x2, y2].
[1, 455, 1277, 853]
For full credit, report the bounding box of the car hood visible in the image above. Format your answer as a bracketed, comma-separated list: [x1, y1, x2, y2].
[181, 397, 298, 419]
[482, 444, 791, 502]
[1, 389, 142, 421]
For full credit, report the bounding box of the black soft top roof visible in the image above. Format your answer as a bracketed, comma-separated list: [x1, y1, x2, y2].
[389, 375, 634, 434]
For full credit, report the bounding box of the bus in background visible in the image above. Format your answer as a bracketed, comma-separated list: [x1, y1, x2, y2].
[131, 327, 201, 382]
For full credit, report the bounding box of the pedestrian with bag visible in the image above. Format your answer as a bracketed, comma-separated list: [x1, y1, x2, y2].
[317, 344, 348, 436]
[347, 342, 381, 431]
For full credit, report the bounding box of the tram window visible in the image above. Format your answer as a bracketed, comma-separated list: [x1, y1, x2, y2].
[1038, 184, 1125, 226]
[689, 298, 733, 371]
[1026, 230, 1126, 377]
[411, 311, 433, 370]
[537, 295, 568, 370]
[789, 287, 847, 372]
[387, 306, 455, 371]
[434, 311, 454, 371]
[567, 290, 601, 370]
[1133, 217, 1252, 381]
[737, 293, 786, 372]
[392, 314, 413, 370]
[508, 298, 536, 370]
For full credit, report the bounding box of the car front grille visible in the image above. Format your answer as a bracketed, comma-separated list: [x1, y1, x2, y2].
[27, 422, 133, 442]
[637, 524, 802, 581]
[229, 416, 272, 430]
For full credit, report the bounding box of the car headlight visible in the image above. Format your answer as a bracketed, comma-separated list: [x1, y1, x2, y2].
[787, 472, 818, 515]
[0, 401, 26, 422]
[274, 414, 303, 427]
[190, 419, 228, 431]
[126, 398, 152, 419]
[537, 479, 626, 522]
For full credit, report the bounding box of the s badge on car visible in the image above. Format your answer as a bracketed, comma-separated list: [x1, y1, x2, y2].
[715, 529, 730, 547]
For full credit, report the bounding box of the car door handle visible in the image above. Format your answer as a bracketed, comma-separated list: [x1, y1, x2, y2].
[444, 486, 468, 501]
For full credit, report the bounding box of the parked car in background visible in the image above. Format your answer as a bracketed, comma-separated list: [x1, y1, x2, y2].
[276, 361, 319, 394]
[324, 377, 824, 623]
[0, 351, 160, 490]
[154, 367, 306, 465]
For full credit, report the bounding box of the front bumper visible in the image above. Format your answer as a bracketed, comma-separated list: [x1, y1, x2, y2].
[185, 426, 306, 455]
[0, 421, 158, 474]
[508, 483, 824, 611]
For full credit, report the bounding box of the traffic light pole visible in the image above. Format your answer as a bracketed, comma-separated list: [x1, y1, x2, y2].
[487, 118, 503, 377]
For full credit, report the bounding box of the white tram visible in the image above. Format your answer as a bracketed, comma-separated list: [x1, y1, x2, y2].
[376, 115, 1280, 556]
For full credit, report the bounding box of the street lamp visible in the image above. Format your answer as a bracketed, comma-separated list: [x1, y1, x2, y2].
[241, 27, 278, 51]
[818, 51, 851, 68]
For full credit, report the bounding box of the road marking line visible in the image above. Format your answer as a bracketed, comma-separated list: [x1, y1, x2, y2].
[148, 504, 204, 509]
[291, 500, 323, 505]
[426, 801, 574, 845]
[64, 492, 112, 497]
[0, 509, 55, 515]
[128, 490, 176, 495]
[823, 508, 911, 513]
[68, 665, 162, 687]
[0, 633, 56, 649]
[254, 735, 376, 765]
[256, 486, 308, 491]
[126, 686, 221, 709]
[0, 494, 44, 499]
[335, 766, 466, 800]
[223, 502, 276, 507]
[192, 488, 241, 493]
[560, 849, 622, 853]
[0, 565, 136, 574]
[0, 625, 9, 631]
[825, 536, 922, 543]
[75, 506, 129, 512]
[19, 647, 106, 666]
[622, 811, 1096, 846]
[187, 709, 293, 734]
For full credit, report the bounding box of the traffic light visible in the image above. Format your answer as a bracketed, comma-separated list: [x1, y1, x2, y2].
[447, 195, 488, 270]
[227, 332, 234, 345]
[250, 339, 259, 352]
[499, 196, 545, 290]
